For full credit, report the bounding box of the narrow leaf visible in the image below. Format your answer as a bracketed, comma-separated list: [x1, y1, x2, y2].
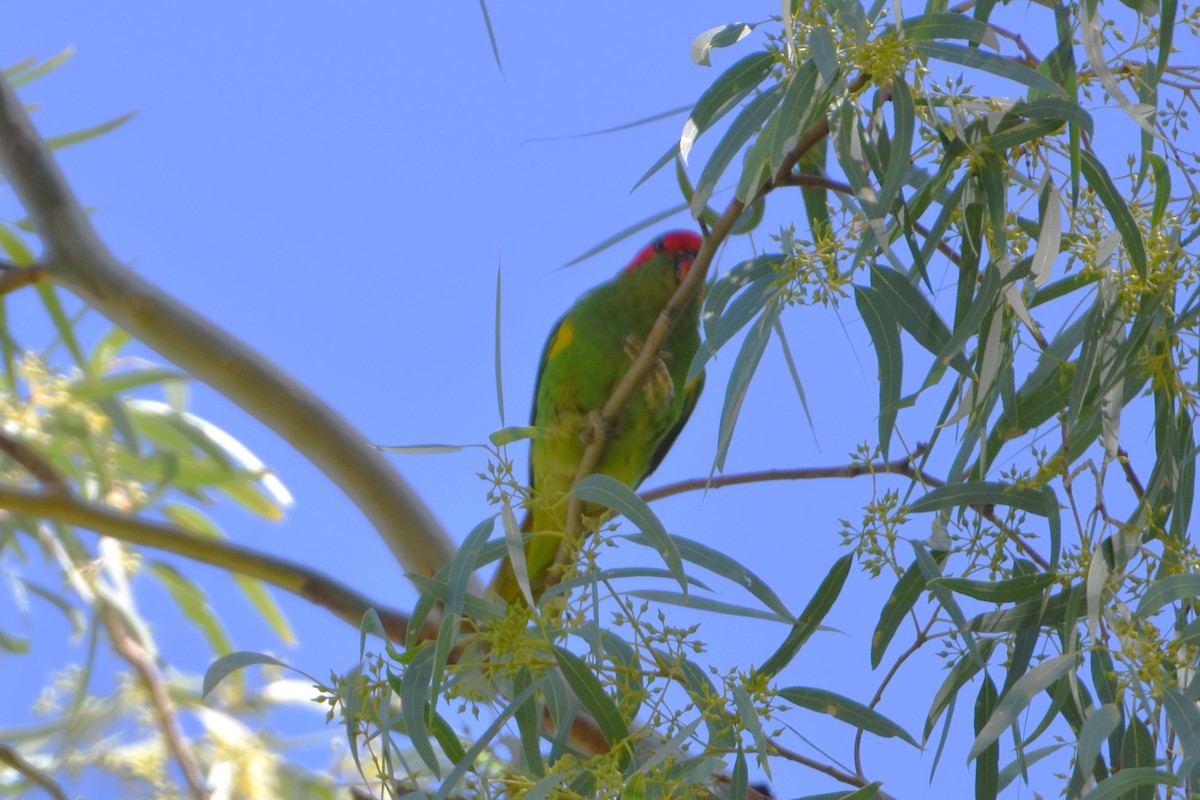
[779, 686, 919, 747]
[969, 651, 1077, 760]
[573, 474, 686, 592]
[552, 646, 630, 749]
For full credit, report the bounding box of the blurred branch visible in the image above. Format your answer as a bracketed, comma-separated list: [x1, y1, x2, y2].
[0, 260, 46, 295]
[102, 607, 208, 800]
[0, 486, 431, 643]
[0, 73, 463, 590]
[0, 744, 68, 800]
[0, 429, 68, 493]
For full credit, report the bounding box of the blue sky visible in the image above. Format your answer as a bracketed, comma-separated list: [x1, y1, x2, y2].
[0, 3, 1160, 797]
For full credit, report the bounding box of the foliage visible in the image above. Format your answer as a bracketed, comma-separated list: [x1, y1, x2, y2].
[3, 0, 1200, 798]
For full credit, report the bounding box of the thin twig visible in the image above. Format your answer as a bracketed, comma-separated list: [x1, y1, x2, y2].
[853, 618, 934, 778]
[0, 745, 68, 800]
[0, 485, 428, 643]
[767, 737, 892, 797]
[774, 174, 964, 266]
[0, 429, 68, 493]
[1116, 446, 1145, 501]
[639, 447, 931, 504]
[103, 607, 208, 799]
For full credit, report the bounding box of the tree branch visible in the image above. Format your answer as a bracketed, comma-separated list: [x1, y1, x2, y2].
[0, 74, 461, 589]
[0, 260, 47, 295]
[767, 737, 890, 798]
[639, 447, 931, 503]
[102, 608, 208, 799]
[0, 486, 430, 643]
[0, 744, 68, 800]
[0, 429, 69, 494]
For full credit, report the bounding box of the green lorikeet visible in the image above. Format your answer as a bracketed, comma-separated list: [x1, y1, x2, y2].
[491, 231, 706, 605]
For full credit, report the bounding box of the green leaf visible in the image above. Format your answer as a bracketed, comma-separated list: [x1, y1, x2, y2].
[150, 562, 232, 656]
[873, 552, 947, 668]
[1119, 718, 1157, 800]
[779, 686, 919, 747]
[996, 744, 1068, 793]
[476, 0, 502, 72]
[732, 685, 771, 774]
[46, 111, 138, 150]
[973, 675, 999, 800]
[560, 204, 690, 268]
[691, 22, 757, 66]
[769, 60, 820, 177]
[1147, 152, 1171, 226]
[715, 301, 781, 471]
[871, 266, 969, 374]
[1072, 704, 1120, 793]
[572, 474, 686, 592]
[513, 667, 544, 777]
[430, 679, 541, 800]
[627, 590, 790, 622]
[876, 76, 915, 216]
[926, 640, 997, 740]
[1162, 686, 1200, 778]
[680, 52, 777, 163]
[234, 575, 295, 646]
[1083, 769, 1180, 800]
[429, 710, 467, 765]
[400, 647, 441, 778]
[969, 651, 1077, 760]
[896, 13, 994, 43]
[855, 285, 902, 457]
[202, 651, 313, 697]
[967, 584, 1083, 633]
[759, 554, 852, 677]
[625, 532, 791, 620]
[729, 747, 749, 800]
[669, 653, 737, 750]
[7, 47, 75, 88]
[691, 254, 785, 381]
[490, 425, 541, 446]
[913, 540, 983, 665]
[68, 368, 184, 400]
[37, 283, 89, 373]
[691, 84, 784, 215]
[916, 42, 1065, 96]
[552, 646, 630, 750]
[910, 481, 1050, 516]
[1013, 97, 1094, 137]
[1135, 573, 1200, 617]
[1079, 151, 1147, 278]
[932, 574, 1056, 603]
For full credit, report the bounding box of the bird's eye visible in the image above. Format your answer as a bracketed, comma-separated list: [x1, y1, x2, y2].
[653, 240, 666, 254]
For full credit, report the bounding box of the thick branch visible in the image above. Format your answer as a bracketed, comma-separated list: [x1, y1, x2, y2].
[0, 486, 429, 643]
[0, 74, 459, 587]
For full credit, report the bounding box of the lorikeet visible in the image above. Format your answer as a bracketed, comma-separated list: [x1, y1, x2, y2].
[491, 231, 706, 606]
